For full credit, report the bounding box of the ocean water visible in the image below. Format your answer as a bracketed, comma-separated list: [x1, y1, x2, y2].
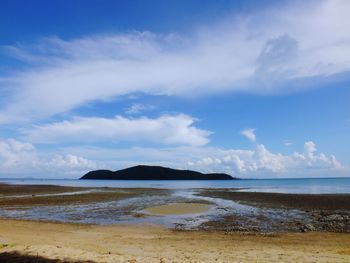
[0, 177, 350, 194]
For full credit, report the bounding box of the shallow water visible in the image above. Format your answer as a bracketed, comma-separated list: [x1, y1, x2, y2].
[0, 189, 211, 227]
[0, 188, 309, 231]
[1, 177, 350, 194]
[0, 177, 349, 230]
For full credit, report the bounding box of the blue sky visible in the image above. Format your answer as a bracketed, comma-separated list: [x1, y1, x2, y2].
[0, 0, 349, 178]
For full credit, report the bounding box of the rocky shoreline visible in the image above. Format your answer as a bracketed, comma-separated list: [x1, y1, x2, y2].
[197, 189, 350, 233]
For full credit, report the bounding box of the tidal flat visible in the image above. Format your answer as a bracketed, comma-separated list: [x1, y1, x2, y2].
[0, 183, 349, 232]
[0, 183, 350, 262]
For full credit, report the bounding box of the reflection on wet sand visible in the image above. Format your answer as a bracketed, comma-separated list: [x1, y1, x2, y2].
[0, 184, 349, 233]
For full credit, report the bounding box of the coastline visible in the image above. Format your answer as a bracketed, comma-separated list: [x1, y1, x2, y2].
[1, 183, 350, 262]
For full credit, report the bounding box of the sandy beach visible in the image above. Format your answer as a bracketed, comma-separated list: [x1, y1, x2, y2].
[0, 219, 350, 263]
[1, 184, 350, 262]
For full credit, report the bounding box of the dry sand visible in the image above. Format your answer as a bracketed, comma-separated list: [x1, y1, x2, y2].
[145, 202, 212, 215]
[0, 219, 350, 263]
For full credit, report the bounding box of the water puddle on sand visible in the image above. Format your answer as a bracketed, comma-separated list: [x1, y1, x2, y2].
[0, 188, 310, 231]
[144, 203, 213, 215]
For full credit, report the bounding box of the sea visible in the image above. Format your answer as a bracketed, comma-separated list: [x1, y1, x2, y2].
[1, 177, 350, 194]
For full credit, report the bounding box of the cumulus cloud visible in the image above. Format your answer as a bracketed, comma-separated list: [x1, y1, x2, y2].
[1, 0, 350, 123]
[61, 140, 346, 178]
[0, 138, 346, 178]
[46, 154, 96, 170]
[23, 114, 211, 146]
[0, 139, 37, 168]
[188, 141, 345, 176]
[0, 138, 96, 177]
[241, 128, 256, 142]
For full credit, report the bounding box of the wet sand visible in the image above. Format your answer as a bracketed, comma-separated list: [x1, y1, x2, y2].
[2, 184, 349, 212]
[1, 184, 350, 232]
[199, 189, 350, 210]
[0, 184, 169, 207]
[1, 184, 350, 261]
[0, 219, 350, 263]
[198, 189, 350, 233]
[0, 184, 88, 197]
[145, 203, 212, 215]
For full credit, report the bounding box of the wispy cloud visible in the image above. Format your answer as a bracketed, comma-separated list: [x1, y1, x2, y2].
[0, 1, 348, 178]
[1, 0, 350, 123]
[283, 140, 293, 146]
[241, 128, 256, 142]
[125, 103, 156, 115]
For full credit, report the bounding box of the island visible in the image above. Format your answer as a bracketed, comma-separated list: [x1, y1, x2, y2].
[80, 165, 235, 180]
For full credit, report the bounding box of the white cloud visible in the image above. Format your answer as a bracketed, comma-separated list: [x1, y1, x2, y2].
[283, 140, 293, 146]
[304, 141, 317, 159]
[0, 139, 37, 168]
[125, 103, 156, 115]
[23, 114, 211, 146]
[46, 154, 96, 170]
[241, 128, 256, 142]
[0, 1, 348, 178]
[0, 139, 346, 178]
[62, 141, 347, 178]
[188, 141, 346, 177]
[1, 0, 350, 123]
[0, 138, 96, 177]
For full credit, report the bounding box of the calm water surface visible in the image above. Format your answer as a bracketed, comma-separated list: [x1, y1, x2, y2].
[1, 177, 350, 194]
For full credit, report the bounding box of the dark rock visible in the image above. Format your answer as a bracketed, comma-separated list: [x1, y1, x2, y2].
[300, 224, 316, 232]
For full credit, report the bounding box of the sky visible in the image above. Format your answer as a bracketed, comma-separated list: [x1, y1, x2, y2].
[0, 0, 349, 178]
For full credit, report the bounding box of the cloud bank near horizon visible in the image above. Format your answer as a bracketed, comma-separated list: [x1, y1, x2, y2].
[0, 138, 346, 178]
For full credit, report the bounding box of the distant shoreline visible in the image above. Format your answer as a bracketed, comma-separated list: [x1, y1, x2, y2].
[2, 176, 350, 181]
